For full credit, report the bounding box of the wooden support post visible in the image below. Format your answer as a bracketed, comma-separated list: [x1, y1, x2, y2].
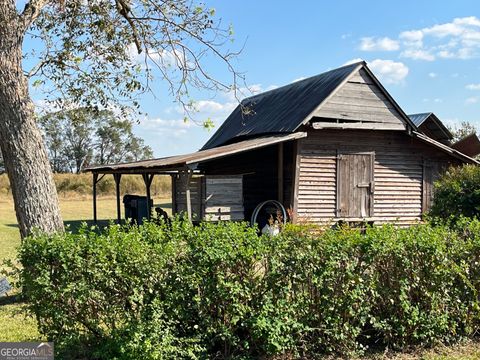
[181, 170, 193, 222]
[171, 174, 177, 214]
[93, 173, 99, 224]
[113, 173, 122, 223]
[142, 173, 154, 220]
[291, 139, 301, 222]
[278, 142, 284, 204]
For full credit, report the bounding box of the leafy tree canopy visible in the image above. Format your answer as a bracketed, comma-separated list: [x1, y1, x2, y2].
[39, 108, 153, 173]
[26, 0, 244, 124]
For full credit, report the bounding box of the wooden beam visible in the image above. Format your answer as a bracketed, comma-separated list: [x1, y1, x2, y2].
[113, 173, 122, 223]
[277, 143, 284, 204]
[311, 121, 405, 131]
[93, 173, 98, 224]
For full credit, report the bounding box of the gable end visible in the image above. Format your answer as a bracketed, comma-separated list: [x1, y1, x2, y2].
[310, 68, 407, 130]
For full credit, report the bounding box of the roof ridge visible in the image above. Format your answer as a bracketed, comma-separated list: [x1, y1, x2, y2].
[241, 61, 365, 103]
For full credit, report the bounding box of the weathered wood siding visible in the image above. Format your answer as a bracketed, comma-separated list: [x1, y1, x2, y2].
[204, 175, 244, 221]
[313, 68, 406, 129]
[297, 148, 337, 220]
[337, 152, 374, 218]
[296, 130, 458, 225]
[199, 144, 282, 221]
[174, 175, 244, 221]
[173, 175, 203, 220]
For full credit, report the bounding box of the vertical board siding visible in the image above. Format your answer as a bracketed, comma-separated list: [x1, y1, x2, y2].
[337, 153, 374, 218]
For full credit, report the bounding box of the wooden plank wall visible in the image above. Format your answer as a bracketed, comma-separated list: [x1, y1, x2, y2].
[314, 68, 406, 127]
[199, 145, 280, 221]
[204, 176, 244, 221]
[297, 148, 337, 220]
[173, 175, 203, 220]
[297, 130, 458, 226]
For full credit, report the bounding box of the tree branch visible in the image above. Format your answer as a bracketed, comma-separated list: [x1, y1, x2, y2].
[115, 0, 142, 54]
[19, 0, 51, 31]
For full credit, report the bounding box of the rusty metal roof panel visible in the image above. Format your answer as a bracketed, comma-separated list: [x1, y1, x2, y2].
[452, 133, 480, 157]
[201, 62, 363, 150]
[85, 132, 307, 173]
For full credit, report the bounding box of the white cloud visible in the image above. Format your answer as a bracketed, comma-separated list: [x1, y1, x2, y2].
[365, 16, 480, 61]
[368, 59, 409, 84]
[127, 44, 191, 68]
[400, 49, 435, 61]
[399, 30, 424, 47]
[292, 76, 306, 83]
[466, 83, 480, 90]
[193, 100, 237, 113]
[466, 96, 479, 104]
[343, 58, 364, 66]
[359, 37, 400, 51]
[428, 72, 438, 78]
[399, 16, 480, 61]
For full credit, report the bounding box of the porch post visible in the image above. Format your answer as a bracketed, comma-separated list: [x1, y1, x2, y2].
[278, 143, 284, 203]
[142, 173, 154, 220]
[181, 170, 193, 222]
[93, 173, 98, 224]
[113, 173, 122, 223]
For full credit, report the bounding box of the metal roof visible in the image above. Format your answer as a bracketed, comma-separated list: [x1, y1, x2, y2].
[452, 133, 480, 157]
[408, 112, 453, 144]
[413, 131, 478, 164]
[85, 132, 307, 173]
[409, 112, 431, 127]
[201, 62, 364, 150]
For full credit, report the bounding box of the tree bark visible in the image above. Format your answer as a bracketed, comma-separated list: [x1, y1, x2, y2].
[0, 3, 63, 237]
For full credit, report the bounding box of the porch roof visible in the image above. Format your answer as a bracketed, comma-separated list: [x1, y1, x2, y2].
[84, 132, 307, 174]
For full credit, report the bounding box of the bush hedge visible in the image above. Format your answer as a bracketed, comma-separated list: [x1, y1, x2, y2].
[11, 218, 480, 359]
[430, 164, 480, 221]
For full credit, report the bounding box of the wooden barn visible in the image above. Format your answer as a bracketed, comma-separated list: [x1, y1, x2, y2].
[86, 61, 479, 226]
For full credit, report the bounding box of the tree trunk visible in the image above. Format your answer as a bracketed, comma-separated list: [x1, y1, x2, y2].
[0, 5, 64, 238]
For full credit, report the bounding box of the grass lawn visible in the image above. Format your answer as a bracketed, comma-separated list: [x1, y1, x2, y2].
[1, 196, 480, 359]
[0, 195, 171, 342]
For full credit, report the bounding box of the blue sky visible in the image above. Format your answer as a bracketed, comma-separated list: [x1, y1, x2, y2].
[31, 0, 480, 157]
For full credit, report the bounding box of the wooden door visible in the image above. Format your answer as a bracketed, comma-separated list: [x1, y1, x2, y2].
[337, 153, 374, 218]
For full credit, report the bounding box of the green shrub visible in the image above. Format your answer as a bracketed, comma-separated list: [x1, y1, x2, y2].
[10, 219, 480, 359]
[430, 164, 480, 220]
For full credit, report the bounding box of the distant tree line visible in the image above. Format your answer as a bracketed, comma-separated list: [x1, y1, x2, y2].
[448, 121, 478, 142]
[38, 108, 153, 173]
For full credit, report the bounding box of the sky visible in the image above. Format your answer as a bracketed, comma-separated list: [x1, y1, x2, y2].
[30, 0, 480, 158]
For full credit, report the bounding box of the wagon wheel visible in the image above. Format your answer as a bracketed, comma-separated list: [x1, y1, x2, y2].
[250, 200, 287, 231]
